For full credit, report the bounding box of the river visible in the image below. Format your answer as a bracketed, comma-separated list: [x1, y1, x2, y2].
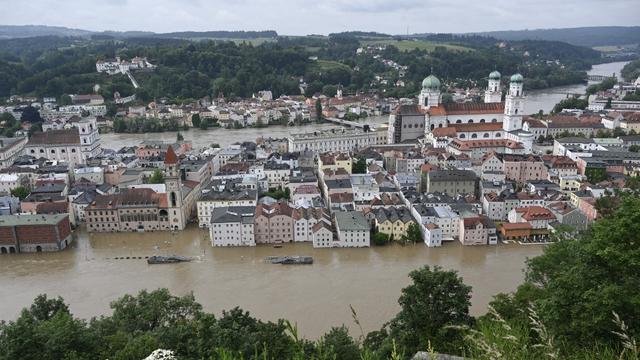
[0, 227, 542, 338]
[99, 61, 630, 151]
[524, 61, 630, 114]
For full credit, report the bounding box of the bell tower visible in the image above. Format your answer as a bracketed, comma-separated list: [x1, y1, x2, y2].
[485, 70, 502, 103]
[503, 73, 525, 132]
[164, 145, 184, 230]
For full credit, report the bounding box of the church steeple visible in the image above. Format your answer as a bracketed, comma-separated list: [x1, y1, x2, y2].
[164, 145, 184, 230]
[503, 73, 525, 132]
[418, 74, 441, 109]
[485, 70, 502, 103]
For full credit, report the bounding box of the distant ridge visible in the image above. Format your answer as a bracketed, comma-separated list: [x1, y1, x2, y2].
[1, 24, 638, 47]
[0, 25, 278, 40]
[0, 25, 92, 39]
[469, 26, 640, 47]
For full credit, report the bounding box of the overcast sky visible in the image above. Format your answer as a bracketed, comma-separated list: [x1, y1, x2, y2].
[1, 0, 638, 35]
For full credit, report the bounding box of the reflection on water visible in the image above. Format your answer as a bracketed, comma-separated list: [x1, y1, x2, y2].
[525, 61, 630, 114]
[0, 226, 542, 338]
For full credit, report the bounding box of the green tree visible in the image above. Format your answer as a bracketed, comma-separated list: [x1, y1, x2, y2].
[351, 157, 367, 174]
[629, 145, 640, 153]
[321, 326, 360, 360]
[401, 222, 422, 243]
[385, 265, 473, 355]
[372, 232, 390, 246]
[199, 118, 209, 130]
[315, 98, 323, 121]
[10, 186, 30, 200]
[519, 196, 640, 350]
[191, 113, 201, 128]
[147, 169, 164, 184]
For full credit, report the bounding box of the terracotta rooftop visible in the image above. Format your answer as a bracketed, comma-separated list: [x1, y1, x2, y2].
[28, 129, 80, 145]
[428, 102, 504, 116]
[164, 145, 178, 164]
[450, 122, 503, 132]
[515, 206, 556, 221]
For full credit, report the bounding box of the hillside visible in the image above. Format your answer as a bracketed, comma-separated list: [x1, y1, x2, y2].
[473, 26, 640, 47]
[0, 25, 92, 39]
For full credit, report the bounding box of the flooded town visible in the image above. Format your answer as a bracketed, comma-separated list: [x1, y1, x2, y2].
[0, 20, 639, 358]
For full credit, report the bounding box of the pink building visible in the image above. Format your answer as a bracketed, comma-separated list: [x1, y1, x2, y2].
[254, 201, 294, 244]
[502, 154, 548, 183]
[136, 141, 192, 160]
[459, 216, 497, 245]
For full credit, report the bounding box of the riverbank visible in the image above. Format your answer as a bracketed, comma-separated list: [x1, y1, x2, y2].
[0, 225, 542, 338]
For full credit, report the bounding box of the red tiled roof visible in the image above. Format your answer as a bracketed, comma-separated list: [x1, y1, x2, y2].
[431, 127, 457, 137]
[28, 129, 80, 145]
[165, 145, 178, 164]
[428, 102, 505, 116]
[515, 206, 556, 221]
[450, 122, 503, 132]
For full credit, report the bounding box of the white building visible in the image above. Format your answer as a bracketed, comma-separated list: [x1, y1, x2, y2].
[423, 223, 442, 248]
[196, 189, 258, 227]
[312, 221, 334, 248]
[412, 204, 460, 240]
[334, 211, 370, 247]
[288, 127, 387, 153]
[0, 174, 20, 194]
[293, 207, 331, 242]
[0, 137, 27, 170]
[209, 206, 256, 246]
[74, 167, 104, 184]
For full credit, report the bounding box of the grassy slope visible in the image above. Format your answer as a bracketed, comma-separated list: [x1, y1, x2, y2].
[360, 39, 473, 52]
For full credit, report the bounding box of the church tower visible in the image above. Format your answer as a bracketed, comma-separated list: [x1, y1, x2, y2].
[484, 70, 502, 103]
[418, 74, 441, 109]
[164, 145, 185, 230]
[503, 73, 525, 132]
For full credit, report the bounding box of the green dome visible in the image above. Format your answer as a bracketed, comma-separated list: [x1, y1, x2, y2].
[489, 70, 501, 80]
[510, 73, 524, 83]
[422, 75, 441, 90]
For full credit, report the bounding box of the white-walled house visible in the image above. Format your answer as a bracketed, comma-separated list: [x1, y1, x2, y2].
[312, 221, 335, 248]
[334, 211, 370, 247]
[209, 206, 256, 246]
[424, 223, 442, 247]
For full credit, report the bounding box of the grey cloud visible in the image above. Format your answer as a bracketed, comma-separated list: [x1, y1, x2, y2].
[0, 0, 637, 35]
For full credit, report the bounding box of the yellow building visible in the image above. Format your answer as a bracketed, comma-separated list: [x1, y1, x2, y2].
[318, 153, 353, 174]
[368, 206, 416, 240]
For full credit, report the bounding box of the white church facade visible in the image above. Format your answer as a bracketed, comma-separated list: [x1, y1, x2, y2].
[388, 71, 533, 153]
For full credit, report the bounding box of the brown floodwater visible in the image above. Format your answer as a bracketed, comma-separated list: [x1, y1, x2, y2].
[0, 226, 543, 338]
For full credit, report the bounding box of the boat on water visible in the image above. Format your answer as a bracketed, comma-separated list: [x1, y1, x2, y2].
[147, 255, 193, 264]
[265, 256, 313, 265]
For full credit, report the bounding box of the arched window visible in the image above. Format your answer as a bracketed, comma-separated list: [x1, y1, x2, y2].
[170, 192, 177, 207]
[492, 118, 498, 123]
[39, 149, 44, 153]
[468, 119, 473, 123]
[459, 134, 466, 139]
[430, 124, 435, 130]
[480, 119, 485, 123]
[51, 149, 55, 154]
[484, 133, 490, 138]
[456, 119, 462, 124]
[515, 109, 518, 114]
[30, 149, 35, 154]
[496, 133, 502, 138]
[471, 134, 478, 139]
